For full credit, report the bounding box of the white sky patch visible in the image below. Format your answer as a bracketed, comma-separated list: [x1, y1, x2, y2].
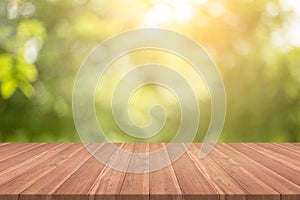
[272, 0, 300, 49]
[24, 38, 43, 64]
[174, 4, 194, 24]
[142, 4, 173, 27]
[142, 0, 198, 26]
[207, 2, 225, 18]
[7, 3, 18, 19]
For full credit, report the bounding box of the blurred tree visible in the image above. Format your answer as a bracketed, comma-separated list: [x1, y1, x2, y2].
[0, 0, 299, 142]
[0, 0, 46, 99]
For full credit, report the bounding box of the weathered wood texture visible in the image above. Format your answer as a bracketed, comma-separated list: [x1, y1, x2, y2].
[0, 143, 299, 200]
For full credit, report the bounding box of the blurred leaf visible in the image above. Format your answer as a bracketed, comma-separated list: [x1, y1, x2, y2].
[0, 18, 46, 100]
[0, 54, 13, 81]
[16, 58, 38, 82]
[17, 19, 46, 41]
[19, 81, 35, 98]
[0, 0, 300, 143]
[0, 26, 13, 46]
[1, 79, 17, 99]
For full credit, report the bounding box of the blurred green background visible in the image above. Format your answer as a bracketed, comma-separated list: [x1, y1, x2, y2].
[0, 0, 300, 142]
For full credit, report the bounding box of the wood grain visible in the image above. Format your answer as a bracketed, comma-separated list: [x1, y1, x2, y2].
[0, 143, 43, 162]
[167, 144, 218, 200]
[244, 143, 300, 172]
[187, 144, 248, 200]
[149, 143, 181, 200]
[220, 144, 300, 200]
[89, 143, 133, 200]
[227, 143, 300, 186]
[19, 143, 102, 200]
[0, 143, 299, 200]
[208, 144, 280, 200]
[120, 143, 149, 200]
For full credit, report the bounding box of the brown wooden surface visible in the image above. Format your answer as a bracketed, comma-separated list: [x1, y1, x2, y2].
[0, 143, 299, 200]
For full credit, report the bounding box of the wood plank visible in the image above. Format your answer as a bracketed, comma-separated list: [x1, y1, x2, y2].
[0, 143, 53, 173]
[53, 143, 122, 200]
[120, 143, 149, 200]
[227, 143, 300, 186]
[219, 143, 300, 200]
[0, 143, 44, 162]
[0, 143, 12, 153]
[0, 143, 65, 200]
[265, 143, 300, 159]
[19, 143, 103, 200]
[246, 143, 300, 172]
[288, 143, 300, 147]
[0, 143, 39, 160]
[167, 144, 218, 200]
[89, 143, 134, 200]
[207, 144, 280, 200]
[149, 143, 181, 200]
[0, 143, 81, 200]
[52, 157, 104, 200]
[272, 143, 300, 154]
[0, 143, 63, 182]
[187, 144, 248, 200]
[0, 143, 10, 147]
[0, 143, 299, 199]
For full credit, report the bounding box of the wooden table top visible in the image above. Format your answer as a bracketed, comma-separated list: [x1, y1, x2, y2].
[0, 143, 299, 200]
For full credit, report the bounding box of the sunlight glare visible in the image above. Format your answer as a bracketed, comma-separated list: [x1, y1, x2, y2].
[142, 0, 198, 26]
[275, 0, 300, 48]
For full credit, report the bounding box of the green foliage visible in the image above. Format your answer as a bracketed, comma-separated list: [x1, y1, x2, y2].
[0, 17, 46, 99]
[0, 0, 299, 142]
